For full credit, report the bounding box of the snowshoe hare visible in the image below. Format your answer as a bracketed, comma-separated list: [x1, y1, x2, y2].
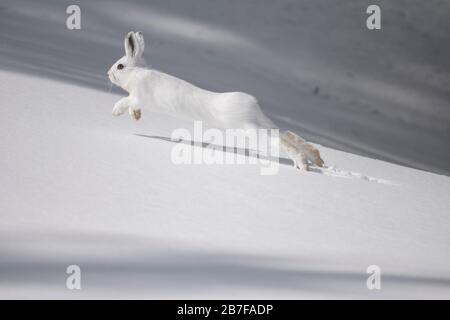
[108, 31, 324, 171]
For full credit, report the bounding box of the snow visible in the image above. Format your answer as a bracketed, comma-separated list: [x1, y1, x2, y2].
[1, 70, 449, 299]
[0, 0, 449, 299]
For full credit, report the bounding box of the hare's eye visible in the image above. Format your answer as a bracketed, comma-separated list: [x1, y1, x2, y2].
[117, 64, 124, 70]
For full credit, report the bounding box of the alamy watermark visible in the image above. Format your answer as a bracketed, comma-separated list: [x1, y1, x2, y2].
[366, 265, 381, 290]
[66, 5, 81, 30]
[366, 5, 381, 30]
[170, 121, 280, 175]
[66, 265, 81, 290]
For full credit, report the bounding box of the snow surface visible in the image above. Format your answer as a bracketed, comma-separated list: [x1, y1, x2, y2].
[0, 0, 449, 299]
[1, 70, 449, 299]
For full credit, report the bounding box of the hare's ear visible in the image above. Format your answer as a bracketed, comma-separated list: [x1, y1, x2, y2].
[134, 32, 145, 58]
[124, 31, 136, 58]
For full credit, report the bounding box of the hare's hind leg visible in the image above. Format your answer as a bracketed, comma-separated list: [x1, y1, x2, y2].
[280, 131, 324, 171]
[302, 143, 324, 167]
[282, 140, 309, 170]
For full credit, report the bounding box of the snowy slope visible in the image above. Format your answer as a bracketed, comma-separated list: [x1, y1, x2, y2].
[1, 70, 449, 299]
[1, 0, 450, 299]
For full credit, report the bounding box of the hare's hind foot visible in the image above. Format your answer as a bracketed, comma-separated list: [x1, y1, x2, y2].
[280, 131, 324, 171]
[291, 155, 310, 171]
[301, 142, 324, 167]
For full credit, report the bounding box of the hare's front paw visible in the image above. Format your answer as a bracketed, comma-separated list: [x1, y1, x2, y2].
[112, 100, 129, 116]
[129, 107, 141, 121]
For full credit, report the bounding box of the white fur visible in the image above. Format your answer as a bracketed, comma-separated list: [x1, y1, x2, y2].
[108, 31, 324, 170]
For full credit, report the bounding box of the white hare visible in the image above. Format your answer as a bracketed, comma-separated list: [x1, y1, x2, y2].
[108, 31, 324, 170]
